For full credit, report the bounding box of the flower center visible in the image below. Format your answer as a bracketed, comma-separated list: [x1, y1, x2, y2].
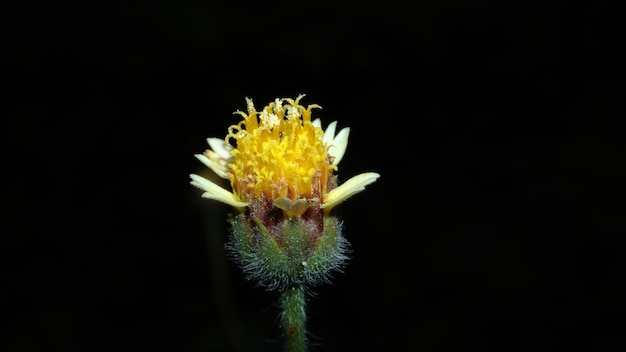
[225, 96, 336, 203]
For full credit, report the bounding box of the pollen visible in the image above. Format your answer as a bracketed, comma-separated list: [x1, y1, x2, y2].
[225, 95, 336, 203]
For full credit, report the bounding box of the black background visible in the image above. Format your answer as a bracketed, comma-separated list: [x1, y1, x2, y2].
[5, 1, 624, 351]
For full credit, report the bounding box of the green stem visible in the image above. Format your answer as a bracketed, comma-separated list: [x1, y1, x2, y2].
[280, 285, 307, 352]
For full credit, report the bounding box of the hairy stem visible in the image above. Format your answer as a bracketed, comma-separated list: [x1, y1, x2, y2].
[280, 285, 307, 352]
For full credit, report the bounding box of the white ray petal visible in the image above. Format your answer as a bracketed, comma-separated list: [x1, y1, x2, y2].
[320, 172, 380, 209]
[323, 121, 337, 146]
[311, 118, 322, 128]
[189, 174, 248, 208]
[207, 138, 233, 160]
[194, 154, 230, 179]
[329, 127, 350, 165]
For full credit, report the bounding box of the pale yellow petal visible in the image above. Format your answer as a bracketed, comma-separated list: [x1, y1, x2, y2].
[323, 121, 337, 146]
[321, 172, 380, 209]
[272, 197, 314, 217]
[206, 137, 233, 160]
[329, 127, 349, 165]
[189, 174, 248, 208]
[194, 154, 230, 179]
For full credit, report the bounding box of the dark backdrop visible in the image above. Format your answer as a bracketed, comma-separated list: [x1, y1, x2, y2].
[5, 1, 624, 351]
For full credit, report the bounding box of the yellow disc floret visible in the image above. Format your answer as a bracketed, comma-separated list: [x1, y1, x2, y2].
[225, 96, 335, 203]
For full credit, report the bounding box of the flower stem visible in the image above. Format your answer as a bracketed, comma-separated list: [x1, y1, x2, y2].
[280, 285, 307, 352]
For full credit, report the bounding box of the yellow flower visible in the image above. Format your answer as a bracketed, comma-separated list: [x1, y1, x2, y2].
[190, 95, 379, 215]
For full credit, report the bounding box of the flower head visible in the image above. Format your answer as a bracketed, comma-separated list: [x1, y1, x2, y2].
[190, 95, 379, 218]
[191, 95, 380, 350]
